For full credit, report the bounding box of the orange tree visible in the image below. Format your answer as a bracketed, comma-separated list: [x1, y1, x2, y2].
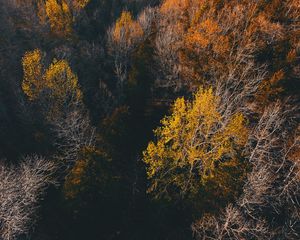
[156, 0, 300, 106]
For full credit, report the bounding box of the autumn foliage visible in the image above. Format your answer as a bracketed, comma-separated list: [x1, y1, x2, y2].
[44, 0, 73, 37]
[0, 0, 299, 239]
[22, 49, 82, 120]
[144, 88, 248, 200]
[21, 49, 44, 100]
[154, 0, 300, 104]
[109, 10, 144, 55]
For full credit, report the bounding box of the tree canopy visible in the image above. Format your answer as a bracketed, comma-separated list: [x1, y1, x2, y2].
[144, 88, 248, 200]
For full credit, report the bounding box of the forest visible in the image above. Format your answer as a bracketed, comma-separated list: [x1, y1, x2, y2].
[0, 0, 299, 239]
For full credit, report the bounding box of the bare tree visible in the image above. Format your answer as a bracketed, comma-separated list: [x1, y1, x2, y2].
[138, 6, 157, 37]
[192, 205, 271, 240]
[0, 155, 57, 240]
[215, 58, 267, 123]
[51, 100, 96, 164]
[193, 102, 300, 239]
[154, 23, 184, 91]
[240, 102, 300, 239]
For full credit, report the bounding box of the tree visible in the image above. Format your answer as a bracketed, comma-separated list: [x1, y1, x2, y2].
[21, 49, 44, 100]
[111, 11, 143, 49]
[63, 146, 112, 202]
[43, 59, 82, 110]
[160, 0, 189, 15]
[151, 0, 300, 106]
[137, 6, 156, 37]
[143, 87, 248, 200]
[0, 155, 57, 240]
[37, 0, 90, 35]
[44, 0, 73, 37]
[107, 10, 144, 96]
[71, 0, 90, 11]
[22, 49, 82, 120]
[52, 101, 96, 163]
[21, 49, 96, 166]
[192, 102, 300, 240]
[154, 22, 184, 90]
[192, 204, 271, 240]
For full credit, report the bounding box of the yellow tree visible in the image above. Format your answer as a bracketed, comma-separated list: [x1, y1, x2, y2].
[37, 0, 48, 25]
[44, 0, 73, 37]
[44, 59, 81, 101]
[43, 59, 82, 118]
[112, 11, 143, 48]
[72, 0, 90, 11]
[108, 11, 144, 95]
[143, 88, 248, 200]
[22, 49, 82, 119]
[22, 49, 44, 100]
